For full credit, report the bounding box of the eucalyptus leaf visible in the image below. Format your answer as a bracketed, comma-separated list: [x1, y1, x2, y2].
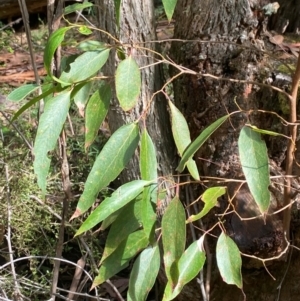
[115, 56, 141, 111]
[74, 180, 149, 235]
[34, 91, 71, 193]
[216, 232, 242, 288]
[71, 123, 140, 218]
[7, 84, 39, 102]
[238, 126, 270, 214]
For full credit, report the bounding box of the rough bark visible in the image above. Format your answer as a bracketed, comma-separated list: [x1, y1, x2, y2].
[95, 0, 176, 186]
[270, 0, 300, 33]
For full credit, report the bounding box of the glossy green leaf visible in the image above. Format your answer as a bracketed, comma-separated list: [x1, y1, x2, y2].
[169, 100, 199, 180]
[115, 56, 141, 111]
[71, 123, 140, 218]
[7, 84, 39, 101]
[74, 81, 92, 117]
[11, 85, 57, 121]
[64, 1, 93, 15]
[60, 49, 110, 85]
[164, 240, 206, 300]
[34, 91, 71, 193]
[162, 0, 178, 22]
[140, 130, 158, 239]
[92, 230, 148, 288]
[74, 180, 149, 235]
[216, 232, 242, 288]
[162, 197, 186, 284]
[114, 0, 121, 28]
[85, 83, 111, 150]
[44, 27, 73, 76]
[238, 126, 270, 214]
[187, 187, 226, 223]
[127, 244, 160, 301]
[78, 40, 108, 52]
[100, 200, 141, 263]
[177, 115, 228, 172]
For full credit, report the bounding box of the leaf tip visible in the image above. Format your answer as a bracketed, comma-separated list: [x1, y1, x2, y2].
[70, 208, 82, 221]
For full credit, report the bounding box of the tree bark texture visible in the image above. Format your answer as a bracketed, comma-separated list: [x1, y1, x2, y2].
[170, 0, 296, 300]
[95, 0, 176, 186]
[269, 0, 300, 34]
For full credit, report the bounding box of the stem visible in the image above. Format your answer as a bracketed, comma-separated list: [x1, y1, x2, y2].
[282, 51, 300, 242]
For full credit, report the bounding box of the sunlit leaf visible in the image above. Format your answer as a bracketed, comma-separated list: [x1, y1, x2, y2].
[7, 84, 39, 102]
[115, 56, 141, 111]
[162, 197, 186, 284]
[162, 0, 178, 22]
[100, 200, 141, 263]
[34, 91, 71, 193]
[187, 187, 226, 223]
[128, 244, 160, 301]
[238, 126, 270, 214]
[140, 130, 157, 239]
[64, 1, 93, 15]
[92, 230, 148, 288]
[74, 180, 149, 235]
[78, 40, 108, 52]
[169, 100, 199, 180]
[60, 49, 110, 85]
[44, 27, 74, 76]
[74, 81, 92, 117]
[78, 25, 93, 35]
[216, 232, 242, 288]
[11, 86, 58, 121]
[177, 115, 228, 172]
[85, 83, 111, 150]
[164, 239, 206, 300]
[71, 123, 140, 218]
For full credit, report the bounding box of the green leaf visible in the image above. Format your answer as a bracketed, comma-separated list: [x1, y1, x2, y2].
[78, 25, 93, 35]
[246, 124, 287, 138]
[238, 126, 270, 214]
[169, 101, 199, 180]
[92, 230, 148, 288]
[78, 40, 108, 52]
[162, 197, 186, 284]
[187, 187, 226, 223]
[177, 115, 228, 172]
[216, 232, 242, 288]
[100, 200, 141, 263]
[115, 56, 141, 111]
[74, 180, 149, 235]
[100, 209, 122, 231]
[140, 130, 158, 239]
[60, 49, 110, 85]
[85, 83, 111, 150]
[44, 27, 73, 76]
[74, 81, 92, 117]
[11, 85, 57, 121]
[164, 239, 206, 300]
[34, 91, 71, 193]
[64, 2, 93, 15]
[7, 84, 39, 101]
[127, 244, 160, 301]
[71, 123, 140, 218]
[162, 0, 178, 22]
[114, 0, 121, 28]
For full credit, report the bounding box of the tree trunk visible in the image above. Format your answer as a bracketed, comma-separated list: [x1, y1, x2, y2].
[269, 0, 300, 33]
[170, 0, 299, 300]
[94, 0, 176, 185]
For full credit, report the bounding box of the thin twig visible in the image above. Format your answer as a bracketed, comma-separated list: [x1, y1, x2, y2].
[4, 164, 24, 301]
